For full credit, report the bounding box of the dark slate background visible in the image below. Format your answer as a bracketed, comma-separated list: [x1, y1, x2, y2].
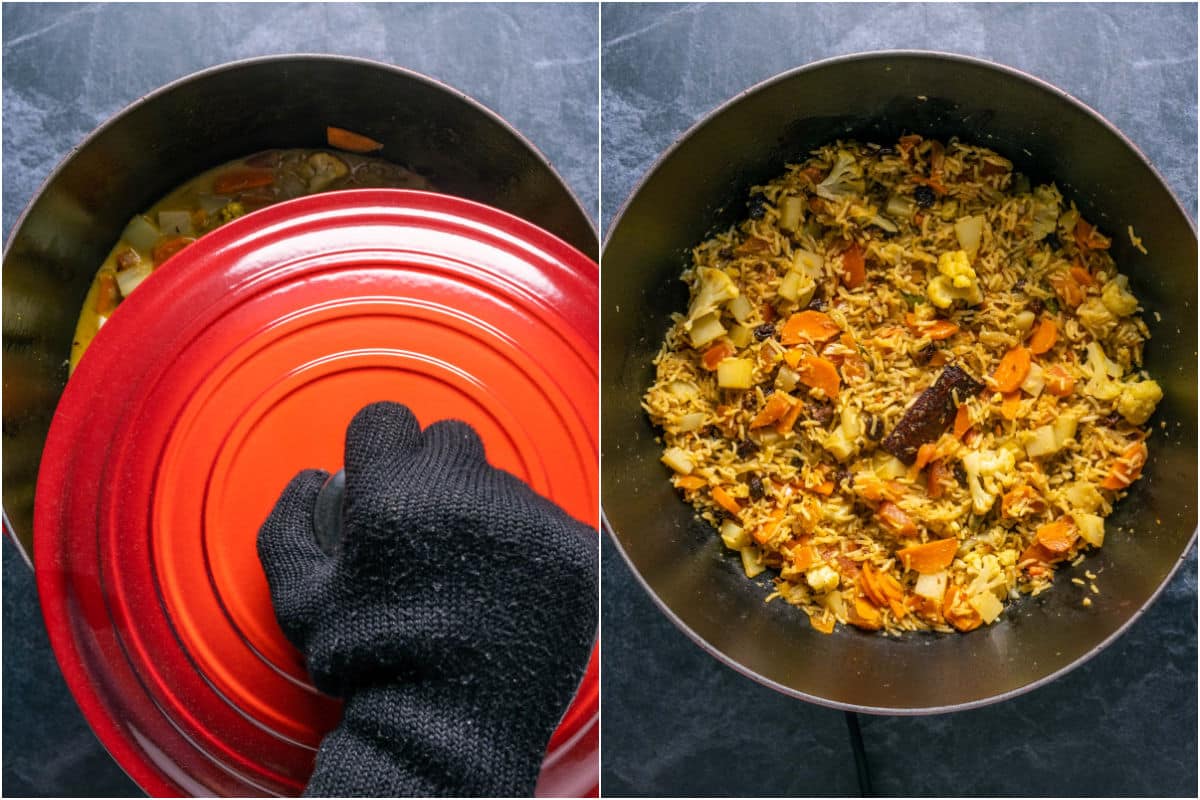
[1, 3, 597, 796]
[599, 3, 1197, 797]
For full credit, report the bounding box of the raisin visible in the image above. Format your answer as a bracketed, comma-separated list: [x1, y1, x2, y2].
[914, 184, 935, 208]
[953, 462, 968, 485]
[704, 426, 723, 440]
[834, 466, 852, 488]
[808, 400, 835, 427]
[747, 474, 765, 501]
[748, 197, 767, 219]
[864, 414, 884, 441]
[719, 246, 735, 260]
[115, 248, 140, 271]
[1013, 278, 1027, 292]
[736, 440, 760, 458]
[913, 343, 937, 365]
[1028, 297, 1045, 316]
[753, 323, 775, 341]
[1101, 411, 1123, 428]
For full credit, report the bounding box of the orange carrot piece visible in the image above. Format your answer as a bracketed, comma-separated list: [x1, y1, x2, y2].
[1044, 364, 1076, 397]
[796, 355, 841, 399]
[897, 537, 958, 573]
[1070, 265, 1095, 287]
[782, 349, 804, 369]
[326, 126, 384, 153]
[213, 167, 275, 195]
[913, 443, 938, 473]
[775, 400, 805, 434]
[840, 242, 866, 289]
[942, 586, 982, 632]
[791, 544, 816, 572]
[750, 393, 794, 429]
[1074, 218, 1111, 251]
[780, 310, 841, 345]
[753, 507, 786, 544]
[999, 390, 1023, 420]
[1049, 272, 1085, 307]
[1001, 485, 1046, 519]
[809, 612, 836, 634]
[953, 403, 972, 438]
[926, 459, 949, 500]
[993, 346, 1031, 393]
[152, 235, 195, 264]
[809, 480, 835, 496]
[711, 485, 742, 516]
[848, 596, 883, 630]
[1028, 318, 1058, 355]
[95, 273, 120, 314]
[1101, 442, 1148, 490]
[673, 475, 707, 491]
[1035, 518, 1079, 554]
[925, 320, 960, 340]
[701, 340, 735, 370]
[877, 501, 918, 537]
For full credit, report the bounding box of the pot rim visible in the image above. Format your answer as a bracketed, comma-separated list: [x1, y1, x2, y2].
[3, 51, 599, 565]
[600, 47, 1198, 715]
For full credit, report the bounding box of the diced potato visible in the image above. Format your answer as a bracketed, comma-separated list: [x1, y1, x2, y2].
[968, 590, 1004, 624]
[115, 263, 153, 297]
[914, 571, 948, 603]
[780, 195, 805, 231]
[157, 210, 193, 236]
[792, 248, 824, 276]
[688, 312, 726, 348]
[1074, 512, 1105, 547]
[873, 453, 908, 480]
[1052, 414, 1078, 447]
[721, 520, 750, 550]
[1064, 481, 1104, 513]
[677, 412, 707, 432]
[728, 293, 755, 324]
[661, 447, 695, 474]
[121, 214, 160, 252]
[666, 381, 700, 400]
[1023, 424, 1060, 458]
[728, 324, 753, 348]
[806, 564, 840, 593]
[1020, 361, 1045, 398]
[717, 358, 755, 389]
[954, 215, 985, 258]
[778, 270, 815, 306]
[1013, 310, 1036, 333]
[885, 194, 916, 220]
[775, 364, 800, 392]
[741, 546, 765, 578]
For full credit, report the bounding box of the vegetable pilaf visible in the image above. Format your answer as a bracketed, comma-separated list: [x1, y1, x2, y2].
[643, 136, 1162, 635]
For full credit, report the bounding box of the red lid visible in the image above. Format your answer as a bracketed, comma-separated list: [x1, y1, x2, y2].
[34, 190, 598, 797]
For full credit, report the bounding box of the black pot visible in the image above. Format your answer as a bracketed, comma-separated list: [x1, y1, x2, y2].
[2, 54, 597, 559]
[601, 51, 1196, 713]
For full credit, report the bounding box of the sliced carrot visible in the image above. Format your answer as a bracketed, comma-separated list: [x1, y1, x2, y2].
[796, 355, 841, 399]
[1074, 218, 1111, 251]
[791, 544, 816, 572]
[673, 475, 707, 491]
[809, 612, 836, 634]
[840, 242, 866, 289]
[1001, 485, 1046, 519]
[953, 402, 972, 438]
[94, 272, 119, 314]
[780, 310, 841, 345]
[775, 399, 805, 434]
[1019, 540, 1058, 567]
[809, 480, 835, 496]
[1101, 441, 1148, 490]
[1028, 318, 1058, 355]
[897, 537, 958, 573]
[848, 596, 883, 631]
[999, 390, 1023, 420]
[1044, 364, 1077, 397]
[898, 134, 923, 155]
[213, 167, 275, 195]
[701, 340, 735, 370]
[1049, 272, 1085, 307]
[926, 459, 950, 500]
[877, 501, 918, 537]
[1070, 264, 1095, 287]
[1035, 518, 1079, 553]
[753, 507, 786, 545]
[925, 319, 960, 340]
[152, 235, 195, 264]
[913, 443, 938, 473]
[750, 393, 794, 429]
[326, 126, 384, 153]
[942, 586, 982, 632]
[992, 346, 1031, 393]
[760, 303, 777, 324]
[711, 485, 742, 516]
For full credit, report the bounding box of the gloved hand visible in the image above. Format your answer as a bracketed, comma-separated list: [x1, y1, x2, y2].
[257, 401, 597, 798]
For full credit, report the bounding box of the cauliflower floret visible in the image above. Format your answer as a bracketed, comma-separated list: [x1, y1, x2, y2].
[927, 250, 983, 309]
[1101, 275, 1138, 317]
[1116, 378, 1163, 425]
[1029, 184, 1063, 240]
[1077, 297, 1118, 339]
[806, 564, 841, 593]
[1081, 341, 1123, 401]
[961, 448, 1016, 515]
[816, 150, 866, 201]
[686, 267, 739, 324]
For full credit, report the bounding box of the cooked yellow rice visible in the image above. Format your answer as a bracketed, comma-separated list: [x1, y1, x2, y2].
[643, 137, 1161, 635]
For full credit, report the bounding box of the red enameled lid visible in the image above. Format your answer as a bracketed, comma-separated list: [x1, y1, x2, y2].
[34, 190, 598, 797]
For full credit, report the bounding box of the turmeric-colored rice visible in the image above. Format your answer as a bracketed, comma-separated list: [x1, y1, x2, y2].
[643, 137, 1161, 635]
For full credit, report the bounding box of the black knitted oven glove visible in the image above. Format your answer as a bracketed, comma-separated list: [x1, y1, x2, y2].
[257, 401, 598, 798]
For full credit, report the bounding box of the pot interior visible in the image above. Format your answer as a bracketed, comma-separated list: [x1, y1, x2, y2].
[601, 52, 1197, 711]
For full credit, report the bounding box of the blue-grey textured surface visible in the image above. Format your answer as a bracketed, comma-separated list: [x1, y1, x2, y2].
[2, 3, 597, 796]
[600, 3, 1197, 797]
